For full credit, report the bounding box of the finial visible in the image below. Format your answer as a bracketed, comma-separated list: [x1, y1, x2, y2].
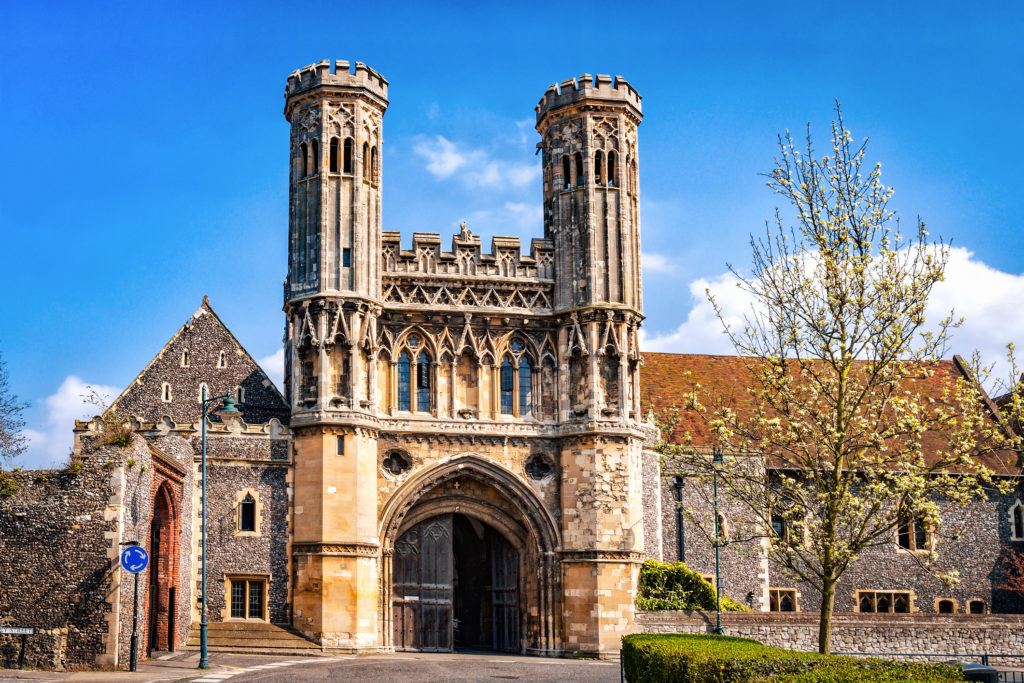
[202, 295, 210, 306]
[459, 221, 471, 239]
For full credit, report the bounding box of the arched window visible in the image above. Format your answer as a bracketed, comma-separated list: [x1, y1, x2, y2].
[968, 599, 986, 614]
[343, 138, 354, 174]
[299, 142, 308, 178]
[1011, 500, 1024, 540]
[236, 386, 246, 403]
[938, 599, 955, 614]
[362, 142, 370, 180]
[218, 351, 227, 368]
[574, 152, 583, 186]
[562, 155, 571, 190]
[162, 383, 172, 402]
[370, 146, 378, 183]
[416, 353, 432, 412]
[607, 151, 617, 186]
[329, 137, 339, 173]
[310, 139, 319, 175]
[594, 151, 604, 185]
[239, 494, 256, 532]
[500, 356, 514, 415]
[181, 350, 190, 367]
[518, 362, 532, 416]
[397, 351, 412, 412]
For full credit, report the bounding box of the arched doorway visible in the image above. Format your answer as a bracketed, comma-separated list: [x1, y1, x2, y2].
[147, 483, 177, 654]
[380, 455, 561, 656]
[393, 514, 519, 652]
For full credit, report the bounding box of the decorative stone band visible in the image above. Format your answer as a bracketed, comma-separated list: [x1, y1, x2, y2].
[292, 542, 380, 558]
[560, 550, 645, 564]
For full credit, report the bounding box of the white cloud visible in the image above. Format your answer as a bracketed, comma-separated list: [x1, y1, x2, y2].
[20, 376, 119, 470]
[503, 202, 542, 233]
[641, 247, 1024, 382]
[414, 135, 539, 189]
[642, 252, 676, 274]
[258, 349, 285, 392]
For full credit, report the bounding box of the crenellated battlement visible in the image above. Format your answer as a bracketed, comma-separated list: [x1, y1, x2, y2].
[285, 59, 388, 104]
[381, 227, 555, 281]
[535, 73, 641, 123]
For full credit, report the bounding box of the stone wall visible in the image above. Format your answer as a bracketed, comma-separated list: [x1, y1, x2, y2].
[0, 461, 115, 670]
[636, 610, 1024, 665]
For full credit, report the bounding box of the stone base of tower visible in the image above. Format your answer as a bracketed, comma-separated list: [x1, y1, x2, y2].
[291, 552, 381, 652]
[561, 558, 641, 657]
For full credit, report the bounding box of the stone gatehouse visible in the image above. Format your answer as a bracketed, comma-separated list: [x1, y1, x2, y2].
[1, 60, 1022, 670]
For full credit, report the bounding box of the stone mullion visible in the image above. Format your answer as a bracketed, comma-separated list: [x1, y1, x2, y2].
[489, 361, 499, 420]
[587, 321, 600, 417]
[389, 361, 397, 415]
[617, 323, 628, 418]
[348, 310, 360, 408]
[317, 312, 330, 410]
[557, 325, 569, 421]
[448, 359, 456, 418]
[431, 361, 440, 417]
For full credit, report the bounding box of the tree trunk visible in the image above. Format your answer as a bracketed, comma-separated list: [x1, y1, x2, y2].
[818, 578, 837, 655]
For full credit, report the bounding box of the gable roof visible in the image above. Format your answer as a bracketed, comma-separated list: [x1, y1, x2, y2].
[639, 352, 1021, 475]
[110, 297, 288, 425]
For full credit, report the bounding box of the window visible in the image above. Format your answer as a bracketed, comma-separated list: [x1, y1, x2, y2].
[236, 386, 245, 403]
[343, 138, 353, 173]
[329, 138, 339, 172]
[336, 435, 344, 456]
[500, 357, 515, 415]
[370, 146, 378, 182]
[519, 363, 532, 416]
[937, 599, 955, 614]
[574, 152, 583, 186]
[594, 151, 604, 185]
[607, 151, 617, 186]
[397, 351, 412, 411]
[562, 156, 571, 190]
[897, 514, 931, 551]
[343, 248, 351, 268]
[1011, 500, 1024, 540]
[769, 588, 797, 612]
[771, 514, 788, 543]
[229, 579, 265, 620]
[161, 383, 172, 402]
[968, 599, 986, 614]
[238, 494, 256, 532]
[310, 139, 319, 175]
[181, 350, 190, 367]
[416, 353, 432, 413]
[362, 142, 369, 180]
[299, 142, 308, 178]
[218, 350, 227, 368]
[857, 590, 912, 613]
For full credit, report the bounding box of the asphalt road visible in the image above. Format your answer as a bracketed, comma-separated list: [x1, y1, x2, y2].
[185, 652, 619, 683]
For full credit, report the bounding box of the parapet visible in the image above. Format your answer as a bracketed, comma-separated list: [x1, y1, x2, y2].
[285, 59, 389, 104]
[381, 228, 555, 280]
[535, 73, 641, 123]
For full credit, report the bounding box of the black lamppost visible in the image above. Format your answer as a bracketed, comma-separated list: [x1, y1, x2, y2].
[673, 476, 686, 563]
[198, 388, 241, 670]
[712, 445, 724, 636]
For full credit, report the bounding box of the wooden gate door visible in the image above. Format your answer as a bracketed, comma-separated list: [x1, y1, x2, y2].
[393, 516, 454, 652]
[490, 532, 519, 652]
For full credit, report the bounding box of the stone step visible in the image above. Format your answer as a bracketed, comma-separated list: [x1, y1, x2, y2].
[185, 622, 322, 655]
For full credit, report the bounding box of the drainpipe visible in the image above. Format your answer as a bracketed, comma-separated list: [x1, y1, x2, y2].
[673, 476, 686, 563]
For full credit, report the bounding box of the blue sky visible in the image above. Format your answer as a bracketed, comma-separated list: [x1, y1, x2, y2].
[2, 1, 1023, 467]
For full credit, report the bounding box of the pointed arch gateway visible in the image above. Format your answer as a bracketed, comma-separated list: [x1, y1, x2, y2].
[380, 454, 561, 655]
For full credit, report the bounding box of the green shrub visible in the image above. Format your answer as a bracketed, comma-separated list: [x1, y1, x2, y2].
[636, 560, 750, 611]
[621, 634, 961, 683]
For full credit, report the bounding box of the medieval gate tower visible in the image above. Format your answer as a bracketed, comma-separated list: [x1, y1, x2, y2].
[282, 60, 649, 657]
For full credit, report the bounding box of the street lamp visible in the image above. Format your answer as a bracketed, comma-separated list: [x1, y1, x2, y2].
[198, 387, 241, 669]
[712, 445, 724, 636]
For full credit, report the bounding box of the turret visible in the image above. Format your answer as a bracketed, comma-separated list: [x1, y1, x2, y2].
[535, 74, 643, 313]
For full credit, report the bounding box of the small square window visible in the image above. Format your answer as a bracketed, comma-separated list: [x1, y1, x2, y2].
[770, 588, 797, 612]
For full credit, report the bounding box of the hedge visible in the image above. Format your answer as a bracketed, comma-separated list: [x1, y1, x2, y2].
[636, 560, 750, 611]
[621, 634, 962, 683]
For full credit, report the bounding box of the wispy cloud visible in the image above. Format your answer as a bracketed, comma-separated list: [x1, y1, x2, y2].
[20, 376, 119, 469]
[642, 252, 676, 274]
[414, 135, 539, 189]
[258, 349, 285, 391]
[641, 247, 1024, 386]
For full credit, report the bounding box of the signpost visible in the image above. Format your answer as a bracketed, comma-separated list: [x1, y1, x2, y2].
[120, 543, 149, 672]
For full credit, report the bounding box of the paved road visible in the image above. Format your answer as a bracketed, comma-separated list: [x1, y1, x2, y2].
[185, 652, 619, 683]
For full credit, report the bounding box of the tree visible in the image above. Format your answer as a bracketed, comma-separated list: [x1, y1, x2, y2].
[0, 349, 29, 463]
[669, 104, 1021, 654]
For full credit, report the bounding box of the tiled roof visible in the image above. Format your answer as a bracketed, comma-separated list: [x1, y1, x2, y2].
[639, 352, 1021, 474]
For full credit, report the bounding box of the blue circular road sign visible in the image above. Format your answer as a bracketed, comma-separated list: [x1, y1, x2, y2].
[120, 546, 149, 573]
